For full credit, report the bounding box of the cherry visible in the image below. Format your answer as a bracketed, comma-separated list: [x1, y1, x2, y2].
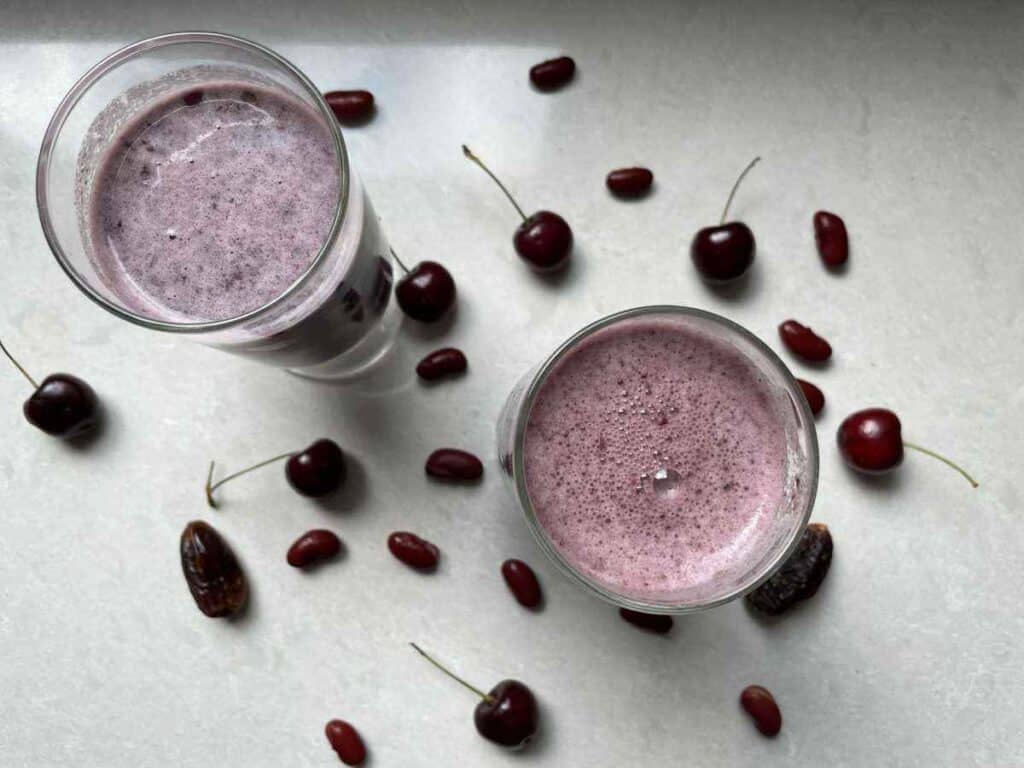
[205, 438, 346, 507]
[501, 559, 543, 608]
[606, 167, 654, 198]
[690, 157, 761, 283]
[416, 347, 468, 381]
[425, 448, 484, 481]
[410, 643, 539, 749]
[2, 338, 98, 438]
[618, 608, 673, 634]
[778, 319, 832, 362]
[388, 532, 440, 570]
[740, 685, 782, 737]
[287, 530, 343, 568]
[462, 145, 573, 272]
[796, 378, 825, 416]
[324, 719, 367, 765]
[392, 250, 456, 322]
[324, 90, 375, 123]
[813, 210, 849, 268]
[837, 408, 978, 487]
[529, 56, 575, 90]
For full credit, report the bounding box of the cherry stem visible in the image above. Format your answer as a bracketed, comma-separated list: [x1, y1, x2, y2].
[720, 156, 761, 225]
[409, 642, 494, 703]
[0, 338, 38, 389]
[390, 247, 409, 274]
[462, 145, 527, 222]
[205, 452, 295, 508]
[903, 442, 979, 488]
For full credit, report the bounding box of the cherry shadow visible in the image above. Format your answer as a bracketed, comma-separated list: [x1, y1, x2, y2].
[64, 398, 111, 451]
[699, 260, 764, 304]
[315, 454, 369, 514]
[841, 464, 908, 495]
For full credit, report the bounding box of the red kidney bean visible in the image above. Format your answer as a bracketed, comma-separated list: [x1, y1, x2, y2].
[182, 89, 203, 107]
[606, 167, 654, 198]
[779, 320, 832, 362]
[501, 559, 543, 608]
[425, 448, 483, 481]
[287, 529, 343, 568]
[179, 521, 247, 618]
[324, 90, 375, 122]
[388, 532, 440, 570]
[416, 348, 468, 381]
[796, 378, 825, 415]
[529, 56, 576, 90]
[618, 608, 673, 634]
[740, 685, 782, 737]
[813, 210, 849, 267]
[325, 719, 367, 765]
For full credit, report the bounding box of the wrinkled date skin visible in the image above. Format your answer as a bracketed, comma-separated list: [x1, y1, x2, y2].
[740, 685, 782, 737]
[747, 523, 833, 615]
[180, 521, 248, 618]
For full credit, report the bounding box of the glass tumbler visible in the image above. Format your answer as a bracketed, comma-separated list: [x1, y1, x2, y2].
[496, 306, 819, 614]
[36, 31, 400, 380]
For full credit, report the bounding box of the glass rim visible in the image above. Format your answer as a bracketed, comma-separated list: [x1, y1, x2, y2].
[35, 30, 350, 334]
[511, 305, 820, 614]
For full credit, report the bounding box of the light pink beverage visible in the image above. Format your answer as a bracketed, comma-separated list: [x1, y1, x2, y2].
[523, 316, 788, 601]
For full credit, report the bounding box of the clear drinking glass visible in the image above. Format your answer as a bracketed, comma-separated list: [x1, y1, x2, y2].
[496, 306, 820, 614]
[36, 32, 400, 380]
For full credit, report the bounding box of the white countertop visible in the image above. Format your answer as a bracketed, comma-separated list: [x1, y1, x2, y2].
[2, 1, 1022, 765]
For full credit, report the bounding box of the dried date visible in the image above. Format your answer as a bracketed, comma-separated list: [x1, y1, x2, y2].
[746, 523, 832, 615]
[180, 520, 248, 618]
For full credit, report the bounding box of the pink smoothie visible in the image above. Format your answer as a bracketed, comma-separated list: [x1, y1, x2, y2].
[87, 83, 339, 321]
[523, 317, 788, 601]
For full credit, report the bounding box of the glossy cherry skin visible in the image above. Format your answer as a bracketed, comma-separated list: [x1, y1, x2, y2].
[606, 167, 654, 198]
[618, 608, 673, 634]
[690, 222, 755, 282]
[23, 373, 98, 438]
[425, 448, 484, 481]
[324, 719, 367, 765]
[778, 320, 832, 362]
[388, 532, 440, 570]
[501, 559, 542, 608]
[529, 56, 575, 90]
[324, 90, 375, 123]
[813, 210, 849, 267]
[474, 679, 539, 749]
[287, 530, 343, 568]
[396, 261, 456, 322]
[285, 439, 346, 497]
[796, 378, 825, 416]
[740, 685, 782, 737]
[837, 408, 904, 474]
[514, 211, 573, 272]
[416, 348, 468, 381]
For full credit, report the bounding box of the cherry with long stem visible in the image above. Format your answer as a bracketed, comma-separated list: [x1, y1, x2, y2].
[462, 146, 527, 222]
[719, 156, 761, 225]
[391, 247, 456, 322]
[903, 442, 978, 488]
[1, 338, 38, 388]
[690, 157, 761, 283]
[409, 643, 493, 702]
[206, 438, 346, 507]
[206, 454, 293, 508]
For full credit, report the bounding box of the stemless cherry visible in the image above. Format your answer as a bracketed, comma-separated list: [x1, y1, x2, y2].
[287, 530, 343, 568]
[324, 719, 367, 766]
[416, 348, 468, 381]
[837, 408, 978, 487]
[388, 532, 440, 570]
[392, 250, 456, 322]
[426, 448, 484, 481]
[618, 608, 674, 634]
[205, 438, 346, 507]
[813, 210, 849, 268]
[463, 145, 573, 272]
[2, 338, 98, 438]
[410, 643, 539, 749]
[691, 157, 760, 283]
[740, 685, 782, 737]
[778, 320, 832, 362]
[606, 167, 654, 198]
[529, 56, 575, 90]
[501, 559, 543, 608]
[796, 378, 825, 416]
[324, 90, 375, 123]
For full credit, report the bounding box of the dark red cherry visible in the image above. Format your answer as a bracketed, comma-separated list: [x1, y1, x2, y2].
[690, 157, 760, 283]
[286, 439, 346, 497]
[324, 719, 367, 765]
[796, 378, 825, 416]
[606, 167, 654, 198]
[463, 145, 572, 272]
[416, 347, 468, 381]
[813, 210, 849, 268]
[393, 252, 456, 322]
[388, 532, 440, 570]
[287, 529, 343, 568]
[425, 448, 483, 481]
[410, 644, 540, 750]
[501, 559, 542, 608]
[619, 608, 673, 634]
[2, 339, 98, 439]
[324, 90, 375, 123]
[778, 320, 832, 362]
[529, 56, 575, 90]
